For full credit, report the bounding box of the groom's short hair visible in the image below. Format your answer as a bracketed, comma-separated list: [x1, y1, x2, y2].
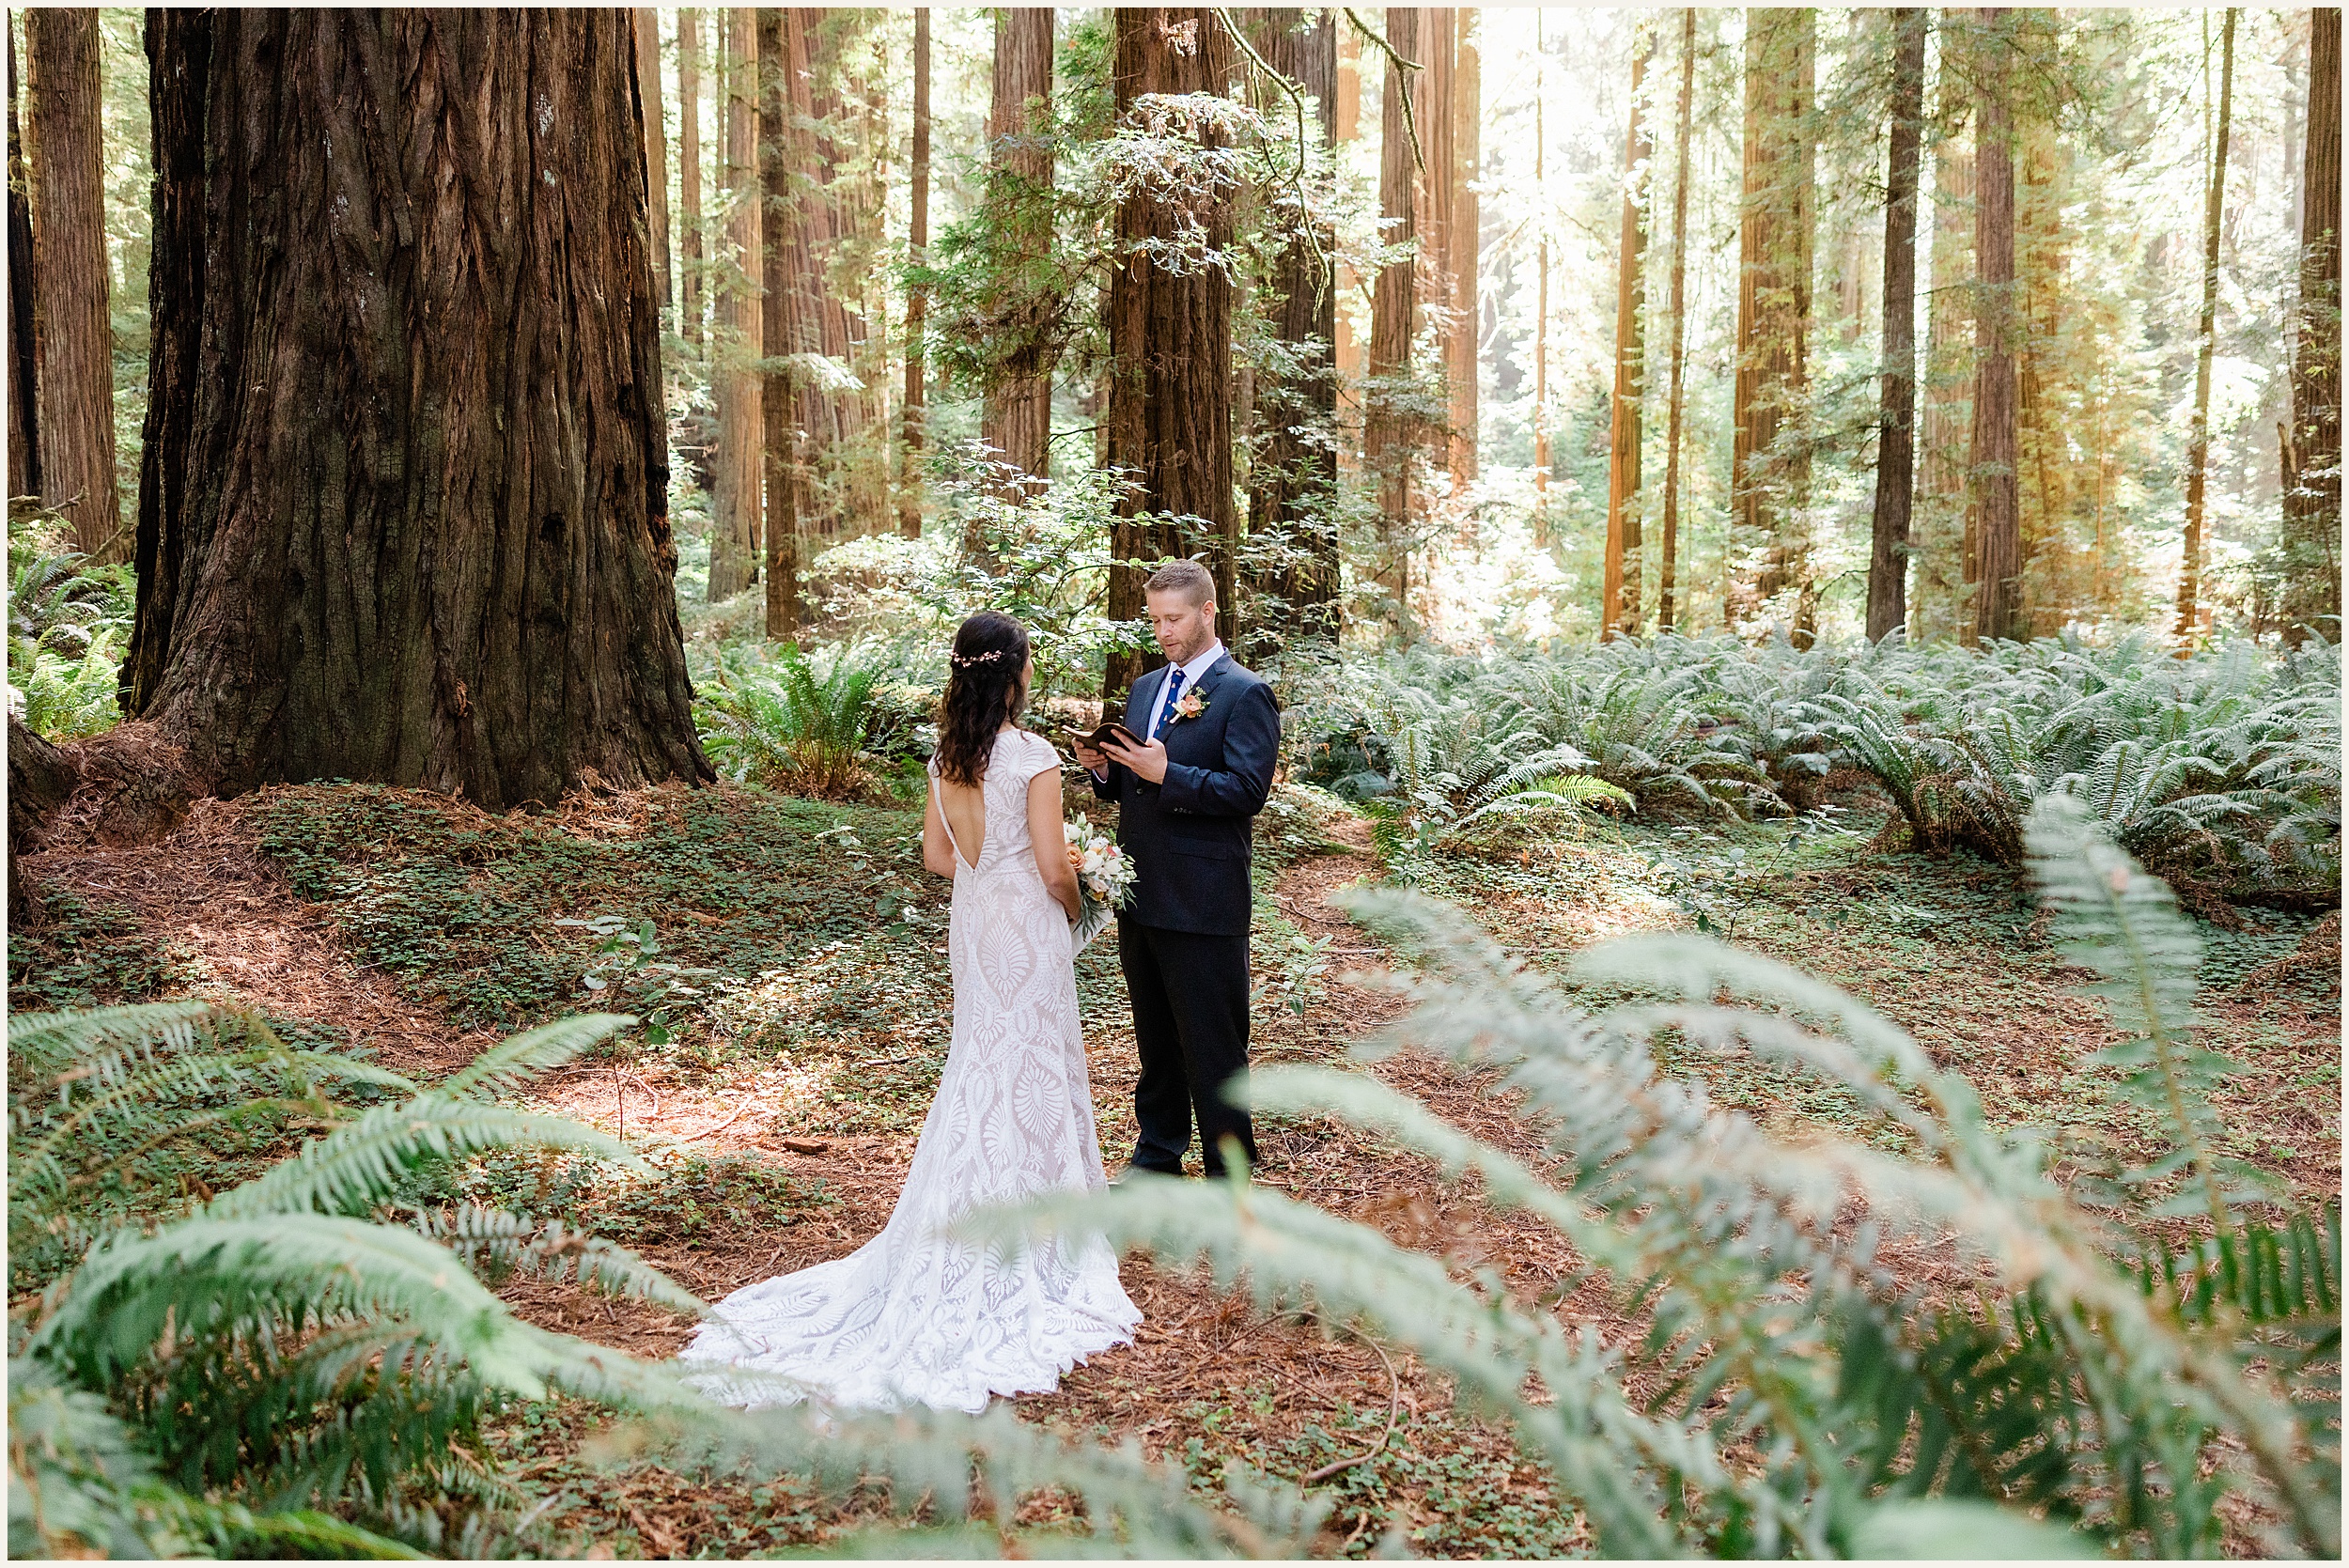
[1145, 559, 1215, 609]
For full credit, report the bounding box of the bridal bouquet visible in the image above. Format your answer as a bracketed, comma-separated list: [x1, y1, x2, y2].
[1064, 815, 1136, 950]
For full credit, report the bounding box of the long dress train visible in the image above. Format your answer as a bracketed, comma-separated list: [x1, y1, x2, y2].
[678, 728, 1139, 1412]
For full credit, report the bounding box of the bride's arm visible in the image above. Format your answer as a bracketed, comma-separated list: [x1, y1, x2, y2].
[1025, 770, 1082, 922]
[923, 777, 958, 877]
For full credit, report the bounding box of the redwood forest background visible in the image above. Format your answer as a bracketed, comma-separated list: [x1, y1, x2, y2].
[4, 7, 2342, 1560]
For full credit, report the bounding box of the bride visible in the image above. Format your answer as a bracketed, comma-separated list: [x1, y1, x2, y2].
[679, 612, 1140, 1412]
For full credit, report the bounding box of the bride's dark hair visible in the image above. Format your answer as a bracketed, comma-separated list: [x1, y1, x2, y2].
[933, 612, 1033, 786]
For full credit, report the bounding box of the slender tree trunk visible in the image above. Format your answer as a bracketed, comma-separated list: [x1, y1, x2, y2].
[1970, 7, 2022, 644]
[1422, 8, 1455, 366]
[1866, 9, 1927, 642]
[1244, 8, 1340, 660]
[1532, 12, 1549, 540]
[1732, 8, 1814, 639]
[1104, 8, 1237, 692]
[1333, 23, 1363, 397]
[2173, 8, 2236, 646]
[1603, 23, 1653, 640]
[126, 9, 708, 807]
[1915, 20, 1973, 643]
[1366, 5, 1421, 634]
[27, 8, 117, 558]
[680, 9, 705, 354]
[979, 7, 1055, 490]
[1657, 8, 1696, 634]
[7, 28, 38, 503]
[759, 9, 804, 639]
[709, 8, 763, 601]
[1447, 8, 1479, 482]
[899, 8, 931, 540]
[2282, 6, 2341, 643]
[635, 9, 673, 321]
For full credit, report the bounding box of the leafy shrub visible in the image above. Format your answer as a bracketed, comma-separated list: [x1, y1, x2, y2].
[6, 512, 134, 740]
[993, 795, 2340, 1558]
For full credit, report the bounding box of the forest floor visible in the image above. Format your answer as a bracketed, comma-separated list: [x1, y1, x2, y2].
[9, 772, 2339, 1558]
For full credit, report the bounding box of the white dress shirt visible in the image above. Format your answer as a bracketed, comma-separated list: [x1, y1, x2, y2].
[1143, 640, 1227, 742]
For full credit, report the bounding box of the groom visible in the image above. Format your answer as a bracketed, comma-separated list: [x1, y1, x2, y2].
[1074, 560, 1281, 1180]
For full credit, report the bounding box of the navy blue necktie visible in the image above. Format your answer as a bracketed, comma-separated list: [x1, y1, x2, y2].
[1154, 667, 1186, 738]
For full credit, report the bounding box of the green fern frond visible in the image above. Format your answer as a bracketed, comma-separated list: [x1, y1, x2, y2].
[438, 1013, 635, 1100]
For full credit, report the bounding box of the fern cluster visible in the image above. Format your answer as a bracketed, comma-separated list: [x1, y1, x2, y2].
[6, 514, 136, 740]
[693, 641, 910, 801]
[981, 796, 2339, 1557]
[1285, 632, 2341, 899]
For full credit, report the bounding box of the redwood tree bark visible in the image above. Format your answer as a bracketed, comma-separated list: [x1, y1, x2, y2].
[7, 28, 38, 503]
[27, 8, 117, 557]
[899, 7, 930, 539]
[2282, 6, 2341, 642]
[1104, 8, 1237, 692]
[1365, 5, 1421, 634]
[1657, 8, 1695, 632]
[979, 7, 1056, 489]
[1969, 7, 2023, 645]
[1732, 7, 1814, 639]
[1915, 22, 1973, 642]
[127, 9, 708, 809]
[709, 8, 762, 600]
[679, 8, 705, 354]
[635, 8, 673, 320]
[2173, 8, 2236, 646]
[1603, 23, 1653, 640]
[1244, 8, 1340, 658]
[759, 8, 806, 640]
[1865, 8, 1926, 642]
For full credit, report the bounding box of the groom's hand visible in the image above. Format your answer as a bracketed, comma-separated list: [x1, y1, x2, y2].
[1073, 737, 1109, 776]
[1102, 733, 1169, 784]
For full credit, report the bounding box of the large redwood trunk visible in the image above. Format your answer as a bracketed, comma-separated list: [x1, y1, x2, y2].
[1602, 23, 1653, 640]
[27, 8, 117, 557]
[979, 7, 1056, 489]
[1865, 8, 1927, 642]
[1243, 8, 1340, 659]
[126, 9, 708, 809]
[759, 8, 806, 640]
[1657, 8, 1695, 632]
[1731, 7, 1814, 639]
[7, 29, 38, 502]
[1104, 8, 1237, 693]
[1914, 21, 1973, 643]
[2282, 6, 2341, 642]
[1364, 5, 1420, 634]
[679, 8, 704, 354]
[1969, 6, 2022, 645]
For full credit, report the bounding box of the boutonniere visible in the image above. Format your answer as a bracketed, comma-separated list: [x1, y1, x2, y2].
[1171, 690, 1208, 723]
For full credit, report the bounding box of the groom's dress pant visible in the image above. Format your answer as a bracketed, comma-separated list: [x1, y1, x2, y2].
[1119, 921, 1256, 1179]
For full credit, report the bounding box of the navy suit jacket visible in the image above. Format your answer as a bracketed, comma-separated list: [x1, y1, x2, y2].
[1091, 655, 1280, 937]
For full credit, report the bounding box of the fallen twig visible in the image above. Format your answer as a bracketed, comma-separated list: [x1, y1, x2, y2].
[680, 1100, 754, 1142]
[1300, 1329, 1404, 1484]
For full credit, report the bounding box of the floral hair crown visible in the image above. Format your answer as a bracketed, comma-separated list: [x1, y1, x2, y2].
[949, 647, 1007, 670]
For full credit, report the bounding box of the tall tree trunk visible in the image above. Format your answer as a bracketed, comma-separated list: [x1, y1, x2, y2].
[1657, 8, 1695, 634]
[2282, 5, 2341, 644]
[1602, 22, 1653, 640]
[1969, 7, 2022, 645]
[1365, 5, 1421, 634]
[1243, 8, 1340, 660]
[1866, 9, 1927, 642]
[26, 8, 117, 558]
[759, 8, 805, 640]
[635, 9, 673, 322]
[1915, 21, 1973, 643]
[1333, 23, 1363, 396]
[899, 7, 930, 540]
[2173, 8, 2236, 646]
[7, 27, 38, 503]
[979, 7, 1055, 490]
[679, 9, 705, 354]
[790, 9, 878, 541]
[1731, 7, 1814, 640]
[1421, 8, 1454, 356]
[1104, 8, 1237, 692]
[709, 9, 763, 600]
[1447, 8, 1479, 482]
[1532, 12, 1549, 539]
[126, 9, 708, 808]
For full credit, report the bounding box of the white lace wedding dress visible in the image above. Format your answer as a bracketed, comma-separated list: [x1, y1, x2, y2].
[679, 728, 1140, 1412]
